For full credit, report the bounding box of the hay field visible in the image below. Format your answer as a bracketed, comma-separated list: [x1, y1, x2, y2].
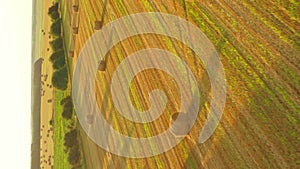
[59, 0, 299, 168]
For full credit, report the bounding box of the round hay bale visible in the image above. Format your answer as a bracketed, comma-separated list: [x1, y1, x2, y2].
[171, 112, 180, 123]
[72, 27, 78, 34]
[98, 59, 106, 71]
[69, 51, 74, 58]
[94, 20, 104, 30]
[86, 114, 94, 125]
[170, 112, 191, 137]
[72, 5, 79, 12]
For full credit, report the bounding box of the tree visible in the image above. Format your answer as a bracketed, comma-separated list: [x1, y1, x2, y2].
[62, 109, 72, 119]
[49, 119, 53, 126]
[62, 96, 73, 119]
[50, 37, 63, 51]
[53, 54, 66, 69]
[68, 146, 80, 165]
[63, 98, 73, 111]
[60, 95, 72, 105]
[50, 49, 64, 63]
[50, 10, 60, 20]
[50, 19, 61, 36]
[48, 2, 59, 15]
[64, 129, 78, 149]
[52, 66, 68, 90]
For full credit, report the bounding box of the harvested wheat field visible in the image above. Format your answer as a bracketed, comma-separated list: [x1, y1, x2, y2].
[56, 0, 299, 168]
